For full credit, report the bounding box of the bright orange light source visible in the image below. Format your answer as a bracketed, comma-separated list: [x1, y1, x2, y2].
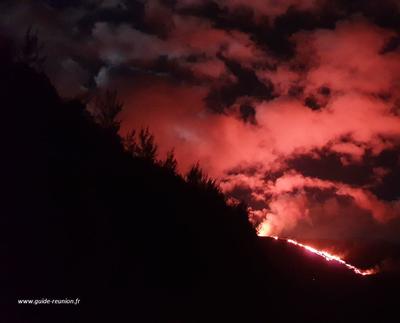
[258, 225, 377, 276]
[284, 237, 377, 276]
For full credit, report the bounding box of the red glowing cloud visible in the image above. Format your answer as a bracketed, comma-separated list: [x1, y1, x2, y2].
[112, 17, 400, 246]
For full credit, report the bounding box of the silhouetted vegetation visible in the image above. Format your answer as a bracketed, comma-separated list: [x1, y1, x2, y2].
[3, 34, 400, 323]
[2, 36, 266, 323]
[92, 90, 123, 133]
[17, 27, 46, 70]
[136, 127, 158, 161]
[162, 149, 178, 174]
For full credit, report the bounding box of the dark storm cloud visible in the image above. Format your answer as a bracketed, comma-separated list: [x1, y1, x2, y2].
[371, 148, 400, 201]
[285, 145, 400, 201]
[3, 0, 399, 97]
[287, 150, 374, 187]
[205, 56, 275, 114]
[175, 0, 400, 60]
[43, 0, 83, 9]
[380, 35, 400, 54]
[177, 1, 305, 59]
[239, 104, 257, 124]
[75, 1, 159, 37]
[290, 85, 331, 110]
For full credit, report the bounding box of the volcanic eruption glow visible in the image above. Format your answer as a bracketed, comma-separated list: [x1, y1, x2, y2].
[257, 223, 378, 276]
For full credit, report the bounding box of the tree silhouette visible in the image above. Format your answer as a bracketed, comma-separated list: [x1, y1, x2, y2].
[93, 90, 123, 132]
[136, 127, 157, 161]
[162, 149, 178, 174]
[186, 162, 216, 187]
[122, 129, 137, 155]
[17, 27, 46, 70]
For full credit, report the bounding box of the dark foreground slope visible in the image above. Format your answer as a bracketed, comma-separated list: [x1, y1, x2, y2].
[259, 237, 400, 322]
[1, 49, 399, 323]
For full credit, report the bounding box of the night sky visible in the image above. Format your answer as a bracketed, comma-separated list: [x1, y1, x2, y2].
[3, 0, 400, 257]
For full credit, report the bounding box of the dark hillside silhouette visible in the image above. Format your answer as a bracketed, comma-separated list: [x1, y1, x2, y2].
[0, 38, 266, 323]
[1, 37, 400, 323]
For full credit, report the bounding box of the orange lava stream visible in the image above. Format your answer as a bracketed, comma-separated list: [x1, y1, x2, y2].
[269, 235, 377, 276]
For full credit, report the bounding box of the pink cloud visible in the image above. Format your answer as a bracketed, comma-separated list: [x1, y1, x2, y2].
[294, 18, 400, 95]
[112, 16, 400, 242]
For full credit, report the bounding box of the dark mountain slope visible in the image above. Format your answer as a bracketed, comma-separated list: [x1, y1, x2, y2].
[0, 52, 264, 323]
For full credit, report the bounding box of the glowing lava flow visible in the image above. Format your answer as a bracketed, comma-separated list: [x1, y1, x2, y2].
[267, 235, 377, 276]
